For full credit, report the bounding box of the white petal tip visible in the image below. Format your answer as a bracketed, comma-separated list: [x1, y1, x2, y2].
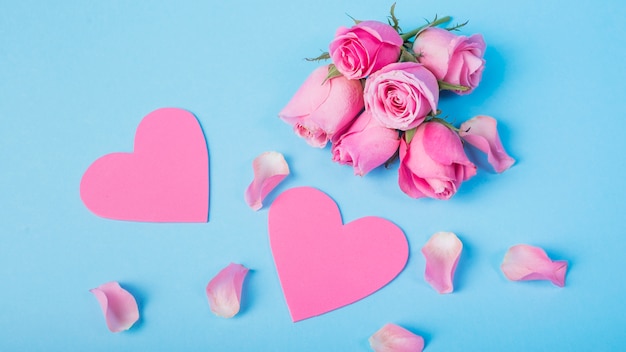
[422, 231, 463, 294]
[245, 152, 289, 210]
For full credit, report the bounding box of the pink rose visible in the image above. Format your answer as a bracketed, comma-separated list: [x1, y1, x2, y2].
[331, 110, 400, 176]
[329, 20, 403, 80]
[364, 62, 439, 131]
[398, 121, 476, 200]
[279, 65, 364, 148]
[413, 27, 486, 95]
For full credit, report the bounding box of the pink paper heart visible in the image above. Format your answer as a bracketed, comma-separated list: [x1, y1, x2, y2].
[268, 187, 408, 322]
[80, 108, 209, 222]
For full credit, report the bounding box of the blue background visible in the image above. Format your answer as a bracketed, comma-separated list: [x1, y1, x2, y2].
[1, 0, 625, 350]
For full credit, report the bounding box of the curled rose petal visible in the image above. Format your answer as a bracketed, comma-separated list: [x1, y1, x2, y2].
[421, 231, 463, 293]
[369, 323, 424, 352]
[501, 244, 568, 287]
[459, 115, 515, 173]
[90, 281, 139, 332]
[206, 263, 249, 318]
[244, 151, 290, 211]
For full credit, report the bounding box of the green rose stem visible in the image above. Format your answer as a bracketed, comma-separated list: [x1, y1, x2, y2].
[400, 16, 452, 41]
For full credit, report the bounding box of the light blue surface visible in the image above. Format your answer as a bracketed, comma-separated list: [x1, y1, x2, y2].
[1, 0, 625, 350]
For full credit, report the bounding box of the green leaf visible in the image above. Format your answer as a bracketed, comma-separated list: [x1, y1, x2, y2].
[305, 51, 331, 62]
[404, 127, 418, 144]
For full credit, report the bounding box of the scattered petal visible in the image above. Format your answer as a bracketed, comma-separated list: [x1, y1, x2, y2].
[459, 115, 515, 173]
[244, 151, 289, 211]
[422, 231, 463, 293]
[501, 244, 568, 287]
[369, 323, 425, 352]
[206, 263, 249, 318]
[90, 281, 139, 332]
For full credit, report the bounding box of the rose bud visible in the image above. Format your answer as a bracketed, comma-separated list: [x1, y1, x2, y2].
[398, 120, 476, 200]
[329, 20, 403, 80]
[413, 27, 486, 95]
[331, 110, 400, 176]
[279, 65, 364, 148]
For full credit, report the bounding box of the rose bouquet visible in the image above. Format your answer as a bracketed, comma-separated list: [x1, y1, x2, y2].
[279, 5, 514, 200]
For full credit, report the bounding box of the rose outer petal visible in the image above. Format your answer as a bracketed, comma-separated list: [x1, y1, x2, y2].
[244, 151, 289, 211]
[90, 281, 139, 332]
[422, 232, 463, 293]
[459, 115, 515, 173]
[369, 323, 425, 352]
[501, 244, 568, 287]
[206, 263, 249, 318]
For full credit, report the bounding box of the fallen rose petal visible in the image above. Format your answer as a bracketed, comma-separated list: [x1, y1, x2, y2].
[206, 263, 249, 318]
[459, 115, 515, 173]
[501, 244, 568, 287]
[244, 151, 289, 211]
[369, 323, 424, 352]
[422, 231, 463, 293]
[90, 281, 139, 332]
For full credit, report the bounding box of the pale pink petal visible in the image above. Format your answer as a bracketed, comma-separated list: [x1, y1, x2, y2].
[501, 244, 568, 287]
[369, 323, 425, 352]
[421, 231, 463, 293]
[244, 151, 289, 211]
[90, 281, 139, 332]
[459, 115, 515, 173]
[206, 263, 249, 318]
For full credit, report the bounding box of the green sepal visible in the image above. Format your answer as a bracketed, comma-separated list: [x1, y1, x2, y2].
[305, 51, 331, 62]
[346, 13, 361, 25]
[446, 20, 469, 32]
[404, 127, 418, 144]
[399, 48, 417, 63]
[387, 3, 401, 32]
[438, 80, 470, 92]
[323, 64, 343, 84]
